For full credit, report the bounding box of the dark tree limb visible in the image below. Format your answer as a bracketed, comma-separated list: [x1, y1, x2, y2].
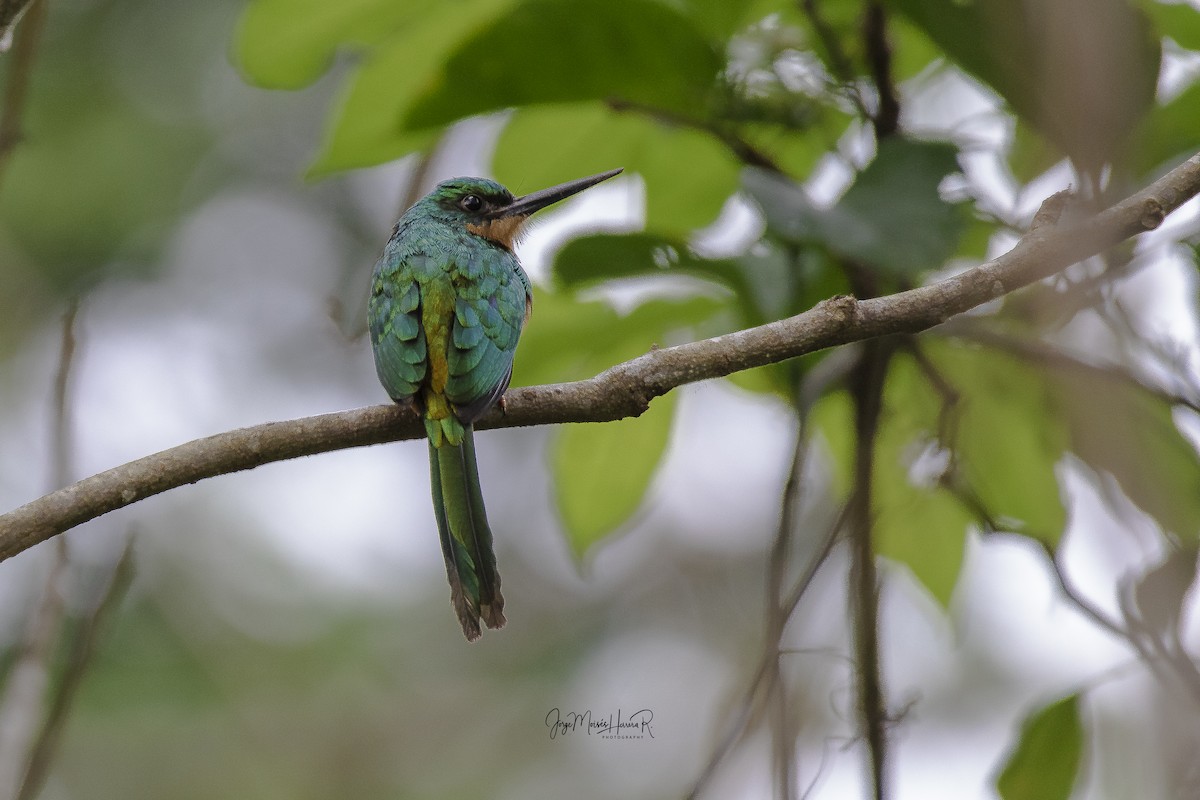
[0, 153, 1198, 561]
[847, 339, 893, 800]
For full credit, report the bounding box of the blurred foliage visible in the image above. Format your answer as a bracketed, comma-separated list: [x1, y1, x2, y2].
[235, 0, 1200, 791]
[0, 2, 213, 299]
[995, 694, 1084, 800]
[0, 11, 201, 355]
[0, 0, 1196, 796]
[235, 0, 1200, 609]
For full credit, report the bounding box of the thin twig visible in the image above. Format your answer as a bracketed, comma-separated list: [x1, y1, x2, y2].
[687, 410, 807, 800]
[862, 2, 900, 139]
[0, 153, 1199, 560]
[798, 0, 870, 119]
[690, 350, 854, 798]
[686, 496, 848, 800]
[606, 97, 786, 175]
[17, 538, 135, 800]
[768, 411, 809, 800]
[0, 301, 77, 800]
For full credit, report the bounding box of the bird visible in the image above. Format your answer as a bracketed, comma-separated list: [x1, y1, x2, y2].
[368, 168, 622, 641]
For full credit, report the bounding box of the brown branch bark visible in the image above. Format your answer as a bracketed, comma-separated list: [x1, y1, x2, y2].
[0, 153, 1198, 561]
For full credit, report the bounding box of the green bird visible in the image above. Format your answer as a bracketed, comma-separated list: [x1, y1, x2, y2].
[368, 168, 622, 640]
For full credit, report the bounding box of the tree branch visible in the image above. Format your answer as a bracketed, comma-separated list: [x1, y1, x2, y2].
[847, 339, 892, 800]
[0, 153, 1198, 560]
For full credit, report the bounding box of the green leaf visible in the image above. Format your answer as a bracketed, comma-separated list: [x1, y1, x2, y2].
[307, 0, 517, 174]
[0, 90, 206, 286]
[403, 0, 722, 128]
[926, 341, 1068, 545]
[996, 695, 1084, 800]
[554, 233, 738, 291]
[1133, 82, 1200, 178]
[513, 288, 722, 387]
[811, 340, 1077, 607]
[826, 138, 966, 276]
[515, 289, 718, 555]
[1142, 0, 1200, 51]
[890, 0, 1159, 170]
[810, 379, 970, 608]
[744, 138, 967, 277]
[873, 355, 971, 605]
[1049, 366, 1200, 543]
[495, 102, 740, 233]
[1008, 120, 1063, 184]
[553, 393, 676, 559]
[234, 0, 438, 89]
[741, 167, 827, 243]
[662, 0, 763, 40]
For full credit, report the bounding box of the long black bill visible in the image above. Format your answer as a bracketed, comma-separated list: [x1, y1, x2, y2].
[495, 168, 623, 219]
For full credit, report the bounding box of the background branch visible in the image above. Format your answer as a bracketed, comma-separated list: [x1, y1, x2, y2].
[0, 153, 1198, 562]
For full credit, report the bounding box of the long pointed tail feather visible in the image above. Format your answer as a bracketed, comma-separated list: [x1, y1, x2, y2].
[428, 426, 505, 640]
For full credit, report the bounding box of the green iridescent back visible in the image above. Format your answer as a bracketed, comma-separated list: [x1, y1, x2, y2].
[367, 178, 531, 425]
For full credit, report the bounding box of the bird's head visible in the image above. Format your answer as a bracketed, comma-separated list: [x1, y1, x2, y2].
[421, 168, 623, 250]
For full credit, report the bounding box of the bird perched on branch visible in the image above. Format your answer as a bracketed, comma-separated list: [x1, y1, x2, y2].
[368, 168, 622, 640]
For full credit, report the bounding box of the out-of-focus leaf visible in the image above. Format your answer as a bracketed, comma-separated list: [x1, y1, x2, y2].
[1049, 367, 1200, 544]
[553, 233, 741, 293]
[551, 232, 764, 325]
[874, 355, 971, 605]
[742, 117, 849, 178]
[741, 166, 827, 243]
[1008, 121, 1063, 184]
[996, 694, 1084, 800]
[927, 341, 1068, 545]
[234, 0, 439, 89]
[811, 372, 970, 607]
[1142, 0, 1200, 50]
[306, 0, 515, 174]
[887, 12, 948, 81]
[810, 385, 854, 496]
[403, 0, 722, 128]
[724, 363, 791, 396]
[744, 139, 966, 277]
[891, 0, 1159, 171]
[666, 0, 761, 40]
[553, 393, 676, 559]
[512, 289, 721, 387]
[550, 233, 818, 399]
[495, 102, 740, 233]
[825, 138, 965, 276]
[956, 212, 1000, 262]
[812, 340, 1077, 606]
[1132, 82, 1200, 178]
[520, 288, 714, 556]
[0, 90, 206, 288]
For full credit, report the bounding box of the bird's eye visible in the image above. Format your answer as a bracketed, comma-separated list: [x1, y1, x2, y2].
[460, 195, 483, 212]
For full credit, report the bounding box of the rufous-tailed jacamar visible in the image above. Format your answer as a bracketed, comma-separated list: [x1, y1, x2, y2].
[368, 168, 622, 640]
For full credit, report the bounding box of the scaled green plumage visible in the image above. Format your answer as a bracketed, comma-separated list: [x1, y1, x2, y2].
[367, 169, 621, 640]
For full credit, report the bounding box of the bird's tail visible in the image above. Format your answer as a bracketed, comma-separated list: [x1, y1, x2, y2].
[428, 426, 505, 641]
